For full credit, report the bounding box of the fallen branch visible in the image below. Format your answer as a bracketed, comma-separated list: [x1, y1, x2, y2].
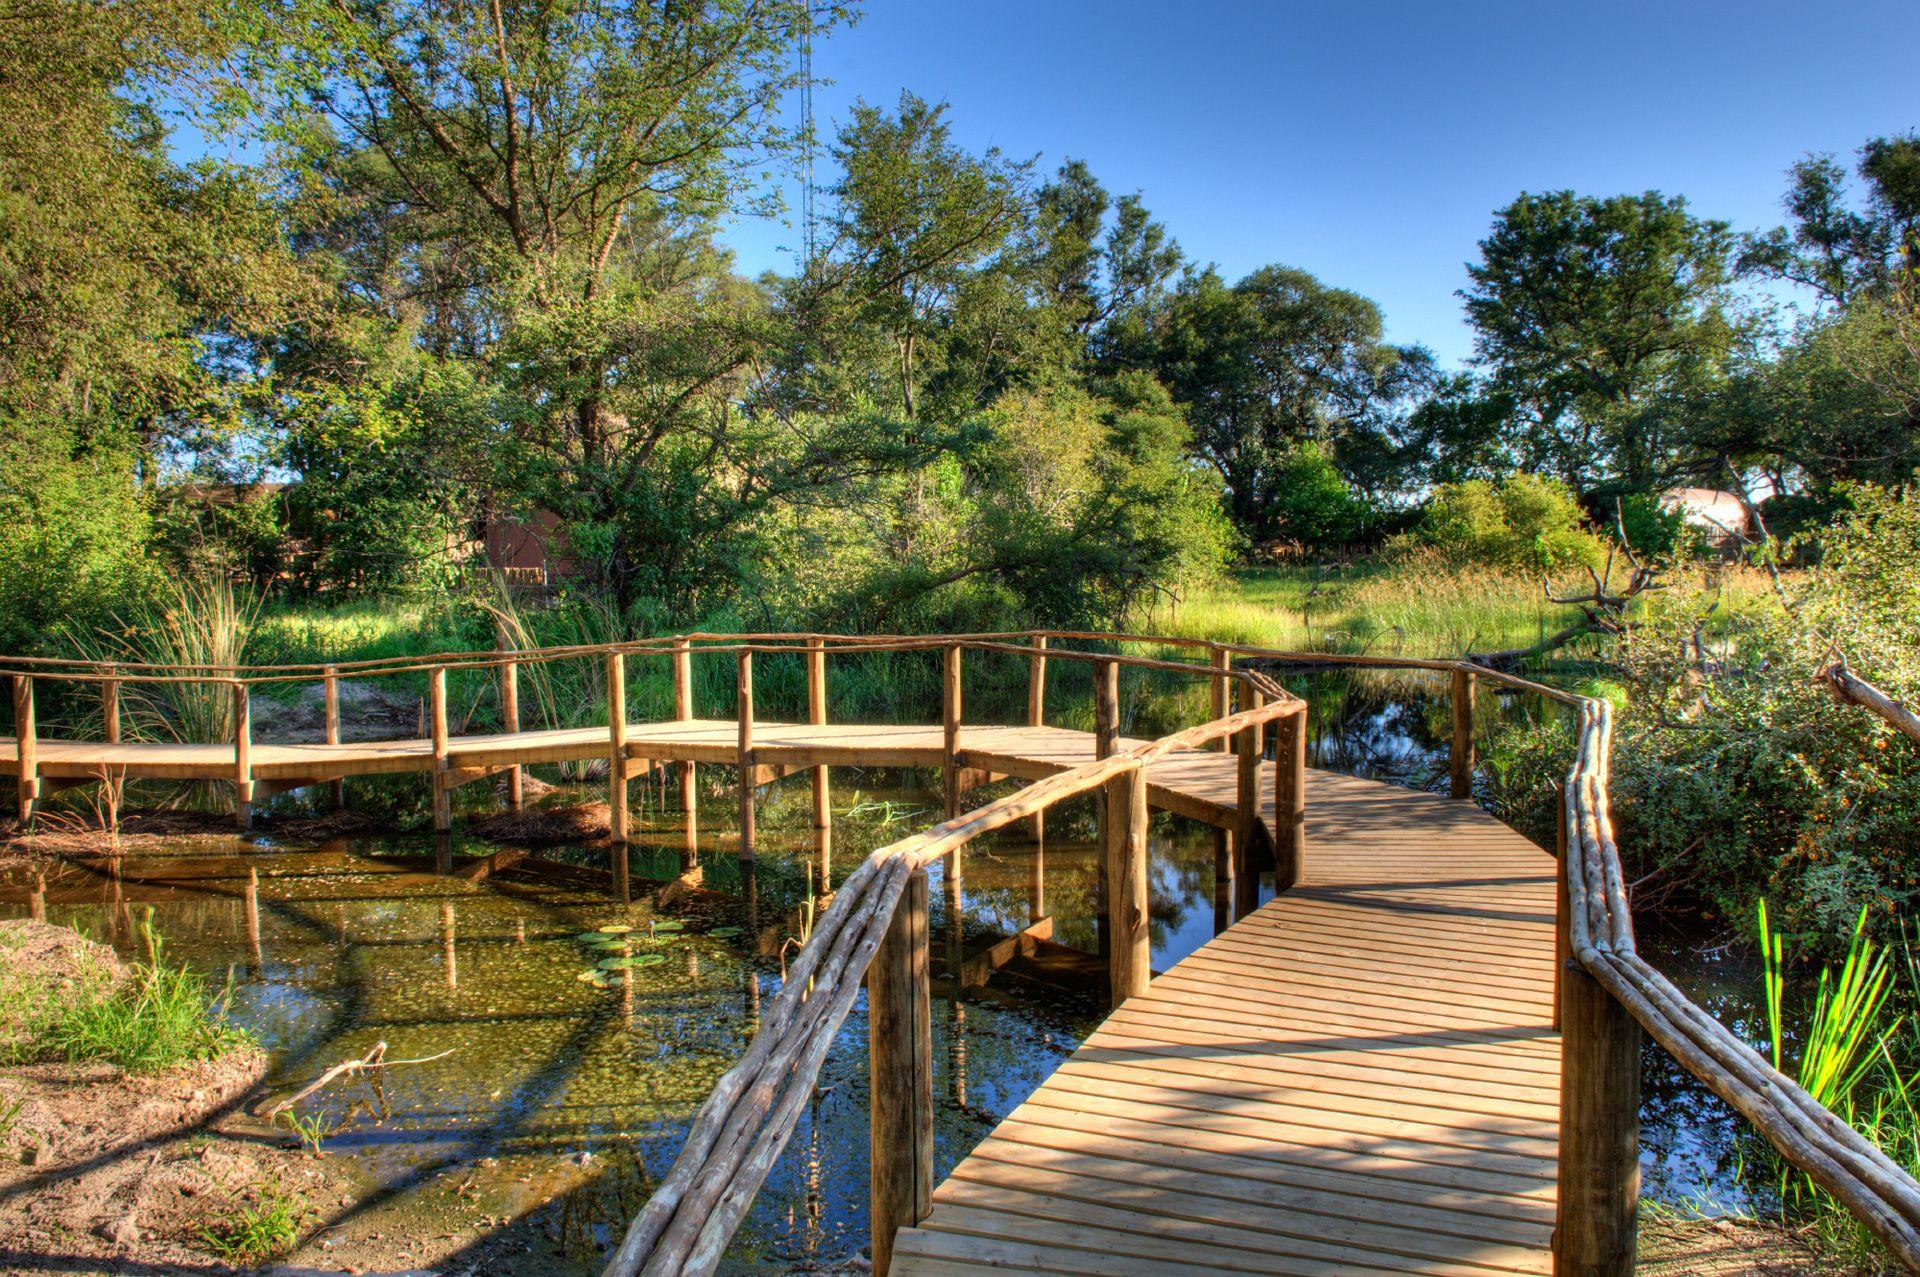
[1816, 658, 1920, 748]
[258, 1042, 455, 1119]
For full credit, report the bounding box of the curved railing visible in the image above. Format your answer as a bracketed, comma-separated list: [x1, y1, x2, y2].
[5, 631, 1919, 1273]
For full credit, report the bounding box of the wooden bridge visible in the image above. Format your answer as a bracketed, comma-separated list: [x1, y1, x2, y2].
[5, 632, 1918, 1277]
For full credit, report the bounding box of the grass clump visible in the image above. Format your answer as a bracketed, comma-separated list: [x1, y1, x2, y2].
[1, 923, 251, 1072]
[199, 1190, 308, 1263]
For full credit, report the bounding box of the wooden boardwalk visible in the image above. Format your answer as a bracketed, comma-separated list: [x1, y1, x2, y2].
[3, 716, 1561, 1274]
[895, 769, 1560, 1277]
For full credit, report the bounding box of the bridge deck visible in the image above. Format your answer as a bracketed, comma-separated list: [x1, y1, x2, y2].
[895, 769, 1560, 1277]
[4, 721, 1561, 1273]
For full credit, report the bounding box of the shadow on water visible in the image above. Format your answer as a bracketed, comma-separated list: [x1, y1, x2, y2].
[0, 665, 1767, 1267]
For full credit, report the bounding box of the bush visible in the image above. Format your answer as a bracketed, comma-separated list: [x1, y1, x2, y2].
[0, 438, 158, 652]
[1612, 481, 1920, 944]
[1262, 443, 1374, 551]
[1404, 475, 1605, 572]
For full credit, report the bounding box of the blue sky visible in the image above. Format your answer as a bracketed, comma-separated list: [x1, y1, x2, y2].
[721, 0, 1920, 369]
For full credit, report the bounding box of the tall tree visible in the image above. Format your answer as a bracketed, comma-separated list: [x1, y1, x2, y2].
[1462, 190, 1739, 492]
[1140, 265, 1430, 545]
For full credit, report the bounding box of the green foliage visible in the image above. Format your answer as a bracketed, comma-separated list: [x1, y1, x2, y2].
[1406, 476, 1604, 572]
[3, 927, 251, 1073]
[1613, 482, 1920, 943]
[199, 1191, 308, 1263]
[1261, 443, 1374, 550]
[0, 440, 159, 652]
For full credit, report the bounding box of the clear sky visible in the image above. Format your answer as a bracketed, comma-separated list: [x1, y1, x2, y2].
[720, 0, 1920, 369]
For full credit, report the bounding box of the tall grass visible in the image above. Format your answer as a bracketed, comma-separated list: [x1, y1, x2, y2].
[1754, 900, 1920, 1261]
[62, 574, 262, 742]
[1, 919, 251, 1071]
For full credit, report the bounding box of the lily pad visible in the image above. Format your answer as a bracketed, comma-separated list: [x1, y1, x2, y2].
[650, 919, 685, 934]
[592, 939, 631, 951]
[576, 931, 614, 942]
[598, 956, 641, 971]
[575, 970, 601, 983]
[599, 924, 635, 935]
[629, 953, 667, 968]
[706, 926, 743, 939]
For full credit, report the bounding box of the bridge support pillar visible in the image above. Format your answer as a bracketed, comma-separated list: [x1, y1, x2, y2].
[870, 865, 932, 1277]
[1555, 960, 1641, 1277]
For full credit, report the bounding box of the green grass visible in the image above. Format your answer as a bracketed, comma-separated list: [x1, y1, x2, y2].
[198, 1191, 308, 1263]
[1, 925, 252, 1072]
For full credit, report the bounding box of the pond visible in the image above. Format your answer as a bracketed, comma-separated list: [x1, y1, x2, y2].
[0, 667, 1766, 1271]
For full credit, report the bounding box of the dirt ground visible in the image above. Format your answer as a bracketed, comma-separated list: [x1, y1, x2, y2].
[1638, 1211, 1870, 1274]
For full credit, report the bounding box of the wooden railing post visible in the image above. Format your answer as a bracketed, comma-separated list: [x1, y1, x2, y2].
[1233, 680, 1261, 919]
[1027, 635, 1047, 727]
[737, 649, 755, 860]
[324, 665, 345, 808]
[1028, 635, 1048, 841]
[428, 666, 450, 832]
[942, 644, 963, 818]
[232, 681, 253, 830]
[674, 637, 697, 824]
[1107, 762, 1151, 1004]
[497, 625, 523, 810]
[1555, 781, 1571, 1032]
[1450, 665, 1476, 800]
[1209, 645, 1230, 751]
[1556, 961, 1641, 1276]
[1094, 659, 1120, 959]
[1272, 706, 1306, 891]
[13, 674, 37, 824]
[101, 664, 121, 744]
[607, 651, 629, 843]
[870, 864, 932, 1277]
[808, 637, 831, 829]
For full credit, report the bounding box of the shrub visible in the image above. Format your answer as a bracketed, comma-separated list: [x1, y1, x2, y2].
[1262, 442, 1374, 551]
[1405, 475, 1605, 572]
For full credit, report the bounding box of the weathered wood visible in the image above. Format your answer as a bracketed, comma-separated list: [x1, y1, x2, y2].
[1209, 646, 1230, 752]
[232, 681, 253, 830]
[498, 635, 523, 810]
[1451, 665, 1477, 801]
[871, 866, 933, 1277]
[12, 674, 36, 823]
[608, 651, 629, 843]
[1107, 763, 1151, 1005]
[1817, 659, 1920, 748]
[737, 649, 755, 860]
[1093, 659, 1121, 948]
[324, 665, 344, 808]
[808, 636, 830, 829]
[943, 645, 963, 819]
[1555, 781, 1570, 1033]
[428, 667, 450, 832]
[1271, 707, 1306, 891]
[101, 665, 121, 744]
[1234, 688, 1261, 860]
[1555, 961, 1640, 1277]
[673, 636, 697, 821]
[1027, 635, 1048, 728]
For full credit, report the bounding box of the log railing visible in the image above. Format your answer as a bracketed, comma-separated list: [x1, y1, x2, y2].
[6, 632, 1920, 1274]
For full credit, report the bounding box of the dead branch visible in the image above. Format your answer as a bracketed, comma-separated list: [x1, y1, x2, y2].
[1815, 656, 1920, 749]
[259, 1042, 456, 1119]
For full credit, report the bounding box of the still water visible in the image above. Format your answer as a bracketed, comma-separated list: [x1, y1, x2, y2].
[0, 670, 1764, 1270]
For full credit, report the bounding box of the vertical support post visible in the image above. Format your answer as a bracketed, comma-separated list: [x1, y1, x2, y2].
[498, 624, 523, 810]
[808, 636, 830, 829]
[428, 667, 450, 833]
[324, 665, 345, 808]
[942, 644, 963, 818]
[1556, 961, 1641, 1277]
[737, 649, 755, 860]
[870, 865, 932, 1277]
[1272, 706, 1306, 891]
[232, 681, 253, 830]
[12, 674, 37, 825]
[1107, 763, 1151, 1005]
[674, 637, 697, 822]
[1027, 635, 1048, 841]
[607, 651, 629, 843]
[1233, 681, 1260, 919]
[1209, 645, 1231, 751]
[1555, 781, 1571, 1032]
[101, 664, 121, 744]
[1451, 665, 1477, 801]
[1094, 659, 1119, 960]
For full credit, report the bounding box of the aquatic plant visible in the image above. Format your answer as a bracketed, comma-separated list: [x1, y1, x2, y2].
[275, 1108, 337, 1154]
